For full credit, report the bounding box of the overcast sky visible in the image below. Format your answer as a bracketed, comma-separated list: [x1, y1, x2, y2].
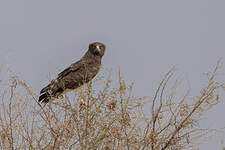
[0, 0, 225, 149]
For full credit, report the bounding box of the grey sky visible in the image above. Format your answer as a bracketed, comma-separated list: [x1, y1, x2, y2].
[0, 0, 225, 149]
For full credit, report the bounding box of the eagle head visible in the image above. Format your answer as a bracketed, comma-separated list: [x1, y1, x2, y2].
[89, 42, 106, 57]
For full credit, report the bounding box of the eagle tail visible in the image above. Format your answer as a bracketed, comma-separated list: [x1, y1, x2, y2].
[39, 80, 64, 103]
[40, 84, 50, 94]
[39, 93, 50, 103]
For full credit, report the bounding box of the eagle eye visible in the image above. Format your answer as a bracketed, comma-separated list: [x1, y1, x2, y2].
[99, 45, 104, 50]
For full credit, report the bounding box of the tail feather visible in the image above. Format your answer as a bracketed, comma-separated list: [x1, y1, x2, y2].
[40, 84, 50, 94]
[39, 80, 64, 103]
[39, 93, 50, 103]
[39, 84, 51, 103]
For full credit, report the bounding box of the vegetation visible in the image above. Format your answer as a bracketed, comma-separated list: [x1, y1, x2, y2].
[0, 61, 224, 150]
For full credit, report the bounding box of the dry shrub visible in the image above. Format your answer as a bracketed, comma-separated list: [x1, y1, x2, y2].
[0, 61, 224, 150]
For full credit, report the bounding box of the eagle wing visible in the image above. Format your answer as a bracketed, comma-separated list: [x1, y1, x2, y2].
[57, 60, 84, 80]
[39, 60, 84, 96]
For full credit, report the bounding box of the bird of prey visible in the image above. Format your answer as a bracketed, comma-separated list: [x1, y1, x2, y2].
[39, 42, 106, 103]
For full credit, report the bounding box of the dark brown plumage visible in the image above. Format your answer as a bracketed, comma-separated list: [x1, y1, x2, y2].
[39, 42, 106, 103]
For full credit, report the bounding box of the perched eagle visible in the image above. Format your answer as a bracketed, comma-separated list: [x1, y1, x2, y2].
[39, 42, 106, 103]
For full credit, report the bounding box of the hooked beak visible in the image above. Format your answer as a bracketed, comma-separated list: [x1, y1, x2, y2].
[94, 45, 101, 53]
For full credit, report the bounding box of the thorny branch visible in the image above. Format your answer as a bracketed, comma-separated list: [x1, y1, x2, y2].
[0, 61, 224, 149]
